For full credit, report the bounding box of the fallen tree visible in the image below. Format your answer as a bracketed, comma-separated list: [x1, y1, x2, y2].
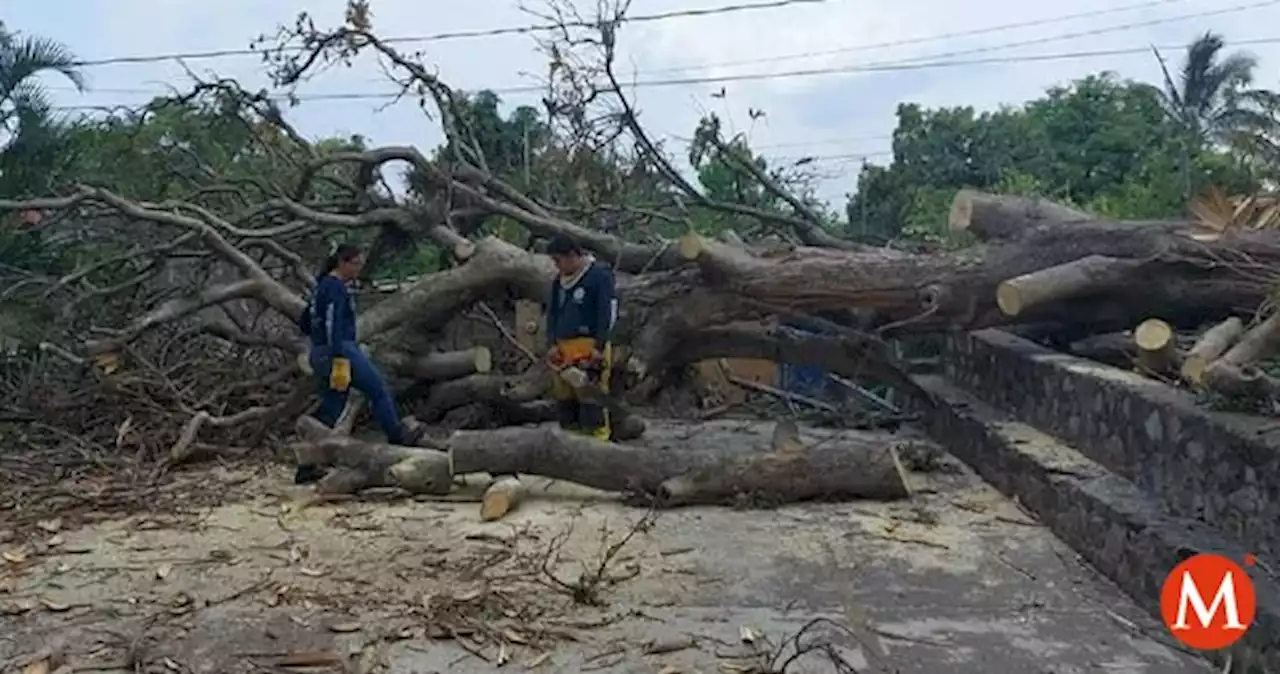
[6, 2, 1280, 523]
[293, 417, 913, 506]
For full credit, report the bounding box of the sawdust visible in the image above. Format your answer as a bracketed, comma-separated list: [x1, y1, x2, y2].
[0, 420, 1211, 674]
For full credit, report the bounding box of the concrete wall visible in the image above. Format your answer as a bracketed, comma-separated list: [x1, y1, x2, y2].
[942, 329, 1280, 559]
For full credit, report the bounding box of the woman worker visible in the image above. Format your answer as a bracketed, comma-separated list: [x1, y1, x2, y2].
[294, 243, 412, 484]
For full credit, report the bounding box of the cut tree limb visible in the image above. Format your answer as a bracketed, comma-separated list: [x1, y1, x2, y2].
[949, 190, 1093, 241]
[381, 346, 492, 382]
[480, 475, 525, 521]
[1202, 312, 1280, 399]
[295, 417, 914, 503]
[417, 360, 555, 421]
[1181, 317, 1245, 385]
[1133, 318, 1178, 375]
[995, 255, 1144, 318]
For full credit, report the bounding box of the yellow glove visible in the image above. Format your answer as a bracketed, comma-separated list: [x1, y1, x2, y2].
[329, 357, 352, 392]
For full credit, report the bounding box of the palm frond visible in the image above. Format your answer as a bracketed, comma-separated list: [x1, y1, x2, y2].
[0, 33, 86, 100]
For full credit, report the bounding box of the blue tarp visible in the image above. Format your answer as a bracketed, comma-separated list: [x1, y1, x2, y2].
[777, 319, 845, 400]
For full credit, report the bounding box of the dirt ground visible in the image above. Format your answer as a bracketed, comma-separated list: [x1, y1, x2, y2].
[1, 419, 1210, 673]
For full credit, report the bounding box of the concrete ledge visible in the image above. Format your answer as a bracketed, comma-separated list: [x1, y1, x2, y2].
[942, 328, 1280, 559]
[916, 375, 1280, 673]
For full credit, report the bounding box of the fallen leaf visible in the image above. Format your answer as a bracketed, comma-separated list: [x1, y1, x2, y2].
[3, 549, 28, 564]
[739, 625, 762, 644]
[21, 658, 49, 674]
[37, 519, 62, 533]
[657, 666, 683, 674]
[524, 652, 552, 668]
[155, 563, 172, 580]
[40, 598, 71, 612]
[327, 621, 362, 633]
[46, 535, 63, 548]
[299, 567, 325, 577]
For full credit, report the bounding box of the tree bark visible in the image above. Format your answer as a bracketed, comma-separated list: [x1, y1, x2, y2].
[948, 190, 1093, 241]
[995, 255, 1144, 318]
[1181, 317, 1245, 385]
[295, 417, 914, 504]
[381, 346, 492, 381]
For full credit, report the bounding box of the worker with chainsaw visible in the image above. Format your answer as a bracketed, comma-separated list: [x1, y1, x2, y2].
[295, 243, 412, 484]
[544, 234, 618, 441]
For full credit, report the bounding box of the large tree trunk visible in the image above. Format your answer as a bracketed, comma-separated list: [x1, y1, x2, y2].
[294, 417, 913, 505]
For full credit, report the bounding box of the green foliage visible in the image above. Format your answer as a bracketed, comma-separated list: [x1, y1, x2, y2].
[847, 71, 1265, 242]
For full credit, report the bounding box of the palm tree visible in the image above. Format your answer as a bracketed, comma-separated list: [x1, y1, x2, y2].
[0, 22, 85, 196]
[1153, 32, 1265, 198]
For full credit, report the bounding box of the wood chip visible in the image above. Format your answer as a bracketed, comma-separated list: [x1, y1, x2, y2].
[298, 567, 325, 577]
[155, 563, 172, 580]
[3, 549, 28, 564]
[37, 519, 62, 533]
[524, 652, 552, 668]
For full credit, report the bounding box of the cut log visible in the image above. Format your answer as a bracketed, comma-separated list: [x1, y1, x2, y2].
[294, 417, 453, 495]
[1202, 312, 1280, 399]
[382, 346, 492, 381]
[995, 255, 1143, 318]
[446, 423, 911, 504]
[1181, 317, 1245, 385]
[480, 475, 526, 521]
[418, 360, 554, 422]
[1133, 318, 1178, 374]
[949, 190, 1093, 241]
[295, 417, 914, 504]
[654, 420, 910, 506]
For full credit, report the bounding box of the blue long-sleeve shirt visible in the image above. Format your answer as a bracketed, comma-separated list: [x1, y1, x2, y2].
[299, 274, 358, 354]
[546, 260, 617, 348]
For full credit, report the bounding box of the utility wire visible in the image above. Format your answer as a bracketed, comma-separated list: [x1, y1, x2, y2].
[645, 0, 1193, 75]
[52, 36, 1280, 111]
[67, 0, 825, 67]
[45, 2, 1280, 102]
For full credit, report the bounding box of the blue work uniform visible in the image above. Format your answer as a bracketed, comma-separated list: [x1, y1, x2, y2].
[299, 274, 407, 444]
[545, 259, 617, 440]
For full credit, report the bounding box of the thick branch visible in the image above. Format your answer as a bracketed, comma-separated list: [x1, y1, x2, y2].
[949, 190, 1094, 241]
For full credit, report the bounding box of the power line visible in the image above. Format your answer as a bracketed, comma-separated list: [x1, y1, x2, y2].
[645, 0, 1192, 75]
[649, 0, 1280, 76]
[46, 3, 1280, 104]
[67, 0, 825, 68]
[51, 36, 1280, 111]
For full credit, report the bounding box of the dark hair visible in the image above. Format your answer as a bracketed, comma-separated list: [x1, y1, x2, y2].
[546, 235, 583, 256]
[321, 242, 363, 275]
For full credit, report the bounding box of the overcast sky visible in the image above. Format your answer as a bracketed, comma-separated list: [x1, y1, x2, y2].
[11, 0, 1280, 206]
